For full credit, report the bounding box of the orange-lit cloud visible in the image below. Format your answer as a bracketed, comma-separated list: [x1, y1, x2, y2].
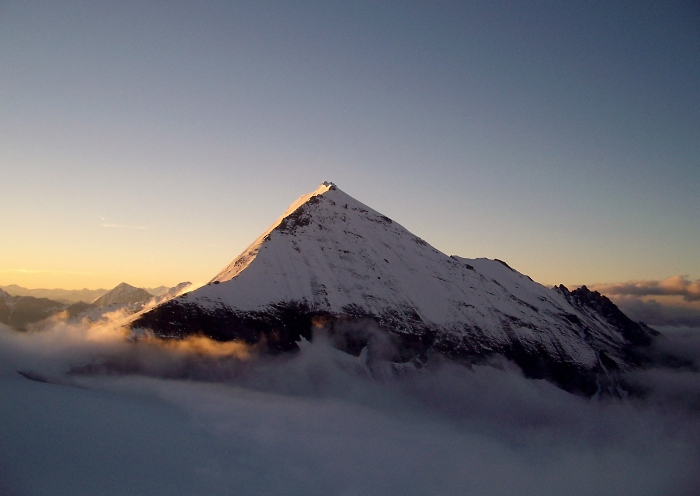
[141, 334, 253, 359]
[98, 216, 147, 230]
[609, 296, 700, 328]
[12, 308, 255, 383]
[591, 276, 700, 302]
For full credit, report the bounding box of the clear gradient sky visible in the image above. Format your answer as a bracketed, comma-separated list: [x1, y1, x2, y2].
[1, 1, 699, 291]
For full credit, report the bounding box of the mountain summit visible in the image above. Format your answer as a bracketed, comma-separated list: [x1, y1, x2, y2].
[92, 282, 153, 307]
[133, 182, 659, 395]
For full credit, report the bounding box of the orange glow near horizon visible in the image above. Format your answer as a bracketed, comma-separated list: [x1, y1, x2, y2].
[0, 265, 212, 291]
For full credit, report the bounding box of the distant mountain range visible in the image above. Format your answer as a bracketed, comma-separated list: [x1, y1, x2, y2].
[0, 282, 191, 331]
[0, 285, 108, 304]
[0, 284, 176, 304]
[133, 182, 663, 396]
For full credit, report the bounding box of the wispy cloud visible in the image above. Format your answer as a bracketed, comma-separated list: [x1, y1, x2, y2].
[591, 276, 700, 302]
[98, 216, 147, 230]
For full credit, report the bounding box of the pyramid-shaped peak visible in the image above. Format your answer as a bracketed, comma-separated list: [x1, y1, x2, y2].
[93, 282, 152, 307]
[209, 182, 394, 283]
[134, 182, 662, 396]
[113, 282, 137, 290]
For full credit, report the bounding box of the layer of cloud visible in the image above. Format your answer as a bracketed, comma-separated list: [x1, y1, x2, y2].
[610, 295, 700, 328]
[592, 276, 700, 302]
[1, 320, 700, 495]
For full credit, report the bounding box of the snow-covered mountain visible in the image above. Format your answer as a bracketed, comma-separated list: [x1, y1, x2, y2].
[133, 182, 659, 395]
[149, 282, 193, 306]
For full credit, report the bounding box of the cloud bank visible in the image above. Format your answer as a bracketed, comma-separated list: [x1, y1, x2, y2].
[611, 295, 700, 328]
[592, 275, 700, 302]
[588, 276, 700, 328]
[1, 319, 699, 496]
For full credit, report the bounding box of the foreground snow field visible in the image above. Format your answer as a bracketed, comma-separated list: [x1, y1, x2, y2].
[1, 323, 700, 496]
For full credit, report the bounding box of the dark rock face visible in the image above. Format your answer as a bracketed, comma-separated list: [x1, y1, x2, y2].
[134, 300, 318, 353]
[277, 199, 317, 234]
[555, 284, 662, 372]
[566, 285, 659, 347]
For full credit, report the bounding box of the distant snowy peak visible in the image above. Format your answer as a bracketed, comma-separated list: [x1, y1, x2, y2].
[150, 282, 193, 306]
[60, 282, 194, 324]
[134, 182, 660, 396]
[92, 283, 153, 307]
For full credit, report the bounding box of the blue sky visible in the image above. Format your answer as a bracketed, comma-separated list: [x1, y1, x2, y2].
[1, 1, 698, 289]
